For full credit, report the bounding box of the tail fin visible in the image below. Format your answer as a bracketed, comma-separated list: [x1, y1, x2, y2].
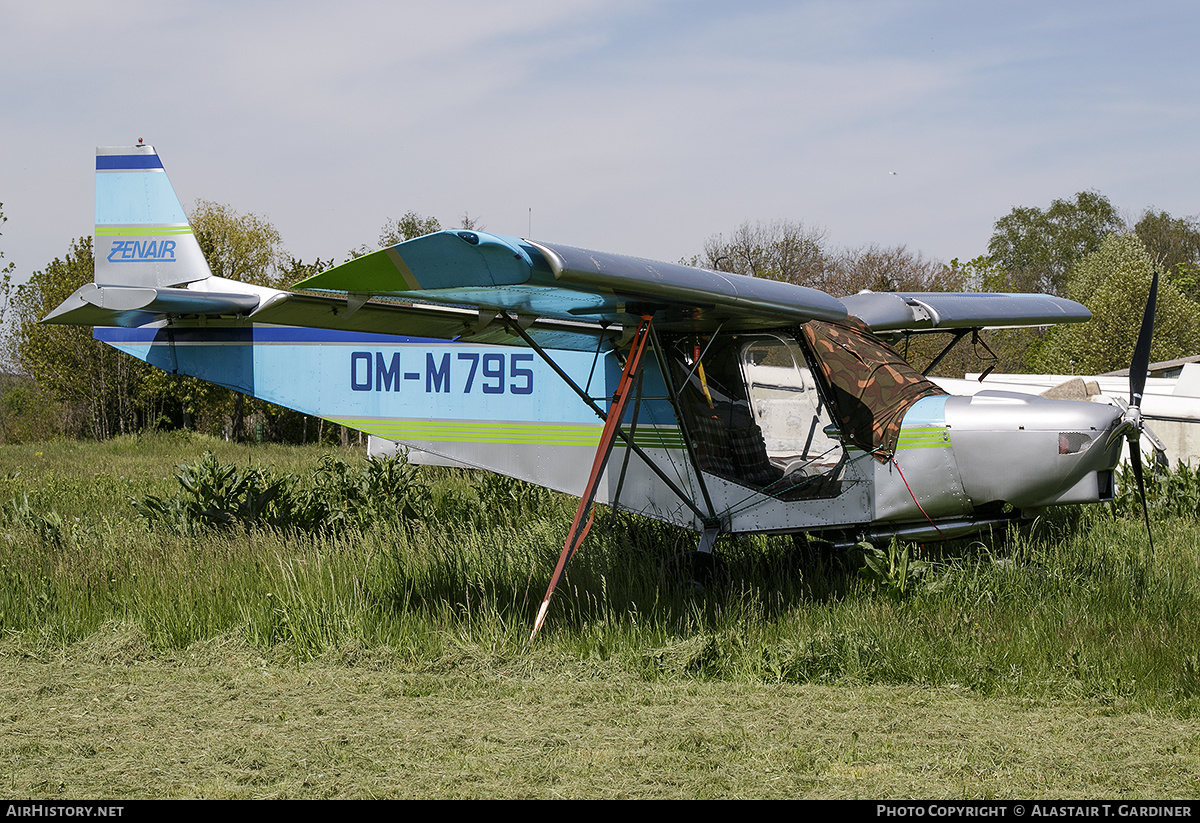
[43, 145, 260, 326]
[94, 144, 213, 288]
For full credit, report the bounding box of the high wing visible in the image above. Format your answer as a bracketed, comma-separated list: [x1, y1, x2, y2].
[47, 220, 851, 352]
[45, 140, 1085, 345]
[285, 237, 1091, 336]
[279, 231, 850, 332]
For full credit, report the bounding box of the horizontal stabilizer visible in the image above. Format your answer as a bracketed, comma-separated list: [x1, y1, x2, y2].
[43, 283, 261, 327]
[843, 291, 1090, 333]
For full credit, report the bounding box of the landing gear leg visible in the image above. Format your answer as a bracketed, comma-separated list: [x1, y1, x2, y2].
[663, 527, 727, 593]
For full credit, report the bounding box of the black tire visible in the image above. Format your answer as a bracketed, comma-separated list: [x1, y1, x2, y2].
[790, 532, 855, 573]
[661, 551, 728, 593]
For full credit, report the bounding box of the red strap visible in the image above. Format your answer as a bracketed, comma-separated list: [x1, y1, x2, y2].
[530, 317, 654, 640]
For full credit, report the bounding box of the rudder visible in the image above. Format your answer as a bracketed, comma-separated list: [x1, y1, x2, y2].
[94, 144, 212, 288]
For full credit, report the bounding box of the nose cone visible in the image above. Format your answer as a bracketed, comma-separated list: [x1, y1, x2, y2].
[944, 391, 1125, 511]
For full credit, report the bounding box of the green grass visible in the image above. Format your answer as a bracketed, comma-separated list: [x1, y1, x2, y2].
[1, 433, 1200, 797]
[5, 642, 1198, 799]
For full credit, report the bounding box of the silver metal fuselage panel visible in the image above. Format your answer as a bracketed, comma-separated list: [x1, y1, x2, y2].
[942, 391, 1124, 510]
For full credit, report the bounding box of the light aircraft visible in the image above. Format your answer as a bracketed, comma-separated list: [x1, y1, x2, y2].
[45, 144, 1158, 636]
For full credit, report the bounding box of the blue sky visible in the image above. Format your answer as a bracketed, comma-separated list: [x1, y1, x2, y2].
[1, 0, 1197, 287]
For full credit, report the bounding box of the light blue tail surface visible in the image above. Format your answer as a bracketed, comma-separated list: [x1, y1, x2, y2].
[81, 145, 694, 521]
[94, 145, 213, 288]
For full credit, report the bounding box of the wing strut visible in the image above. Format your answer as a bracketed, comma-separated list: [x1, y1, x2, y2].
[530, 316, 655, 641]
[919, 329, 972, 376]
[648, 325, 719, 520]
[500, 315, 708, 521]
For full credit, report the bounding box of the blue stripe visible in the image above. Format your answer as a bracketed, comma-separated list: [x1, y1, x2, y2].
[94, 327, 447, 345]
[96, 155, 164, 170]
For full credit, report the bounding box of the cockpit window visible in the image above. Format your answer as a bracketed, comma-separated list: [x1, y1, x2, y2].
[668, 332, 845, 500]
[740, 336, 842, 476]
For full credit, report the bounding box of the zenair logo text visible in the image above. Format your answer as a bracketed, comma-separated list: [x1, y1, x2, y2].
[106, 239, 176, 263]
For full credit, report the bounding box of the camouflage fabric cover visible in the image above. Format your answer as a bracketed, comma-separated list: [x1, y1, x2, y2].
[801, 317, 947, 461]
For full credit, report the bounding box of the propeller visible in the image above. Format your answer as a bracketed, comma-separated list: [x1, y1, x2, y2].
[1109, 270, 1158, 554]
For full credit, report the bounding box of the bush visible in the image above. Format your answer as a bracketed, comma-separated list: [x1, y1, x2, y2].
[133, 451, 431, 534]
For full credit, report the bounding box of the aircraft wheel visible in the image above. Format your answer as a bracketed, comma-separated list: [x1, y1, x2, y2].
[790, 533, 849, 571]
[661, 551, 728, 594]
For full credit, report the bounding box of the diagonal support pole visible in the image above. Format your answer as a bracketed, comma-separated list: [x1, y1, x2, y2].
[921, 328, 972, 376]
[529, 316, 655, 641]
[647, 324, 718, 521]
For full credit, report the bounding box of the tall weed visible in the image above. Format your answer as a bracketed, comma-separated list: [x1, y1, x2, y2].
[2, 439, 1199, 715]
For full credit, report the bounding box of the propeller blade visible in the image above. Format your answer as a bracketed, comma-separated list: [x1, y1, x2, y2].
[1119, 270, 1158, 556]
[1129, 271, 1158, 409]
[1129, 439, 1155, 556]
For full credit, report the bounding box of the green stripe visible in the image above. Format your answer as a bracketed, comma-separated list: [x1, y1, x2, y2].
[330, 418, 685, 449]
[897, 427, 949, 450]
[95, 225, 193, 236]
[297, 246, 415, 293]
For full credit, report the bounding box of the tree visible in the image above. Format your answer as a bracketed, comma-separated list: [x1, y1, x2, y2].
[1134, 209, 1200, 301]
[694, 220, 966, 296]
[694, 219, 832, 288]
[0, 202, 14, 324]
[0, 204, 57, 443]
[944, 255, 1011, 293]
[834, 243, 956, 295]
[381, 211, 442, 246]
[4, 237, 158, 438]
[987, 191, 1124, 295]
[1032, 233, 1200, 375]
[278, 256, 334, 286]
[458, 212, 484, 231]
[0, 372, 58, 443]
[349, 211, 443, 259]
[189, 199, 290, 289]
